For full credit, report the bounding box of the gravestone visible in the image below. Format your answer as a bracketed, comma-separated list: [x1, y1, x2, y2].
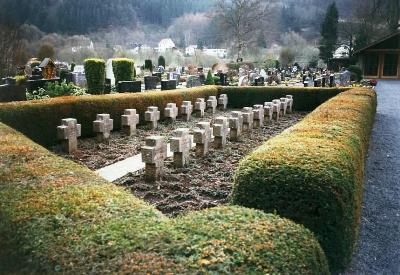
[194, 98, 206, 117]
[145, 76, 158, 90]
[93, 114, 114, 141]
[264, 102, 274, 122]
[117, 81, 141, 93]
[213, 117, 229, 148]
[242, 107, 254, 132]
[253, 105, 264, 128]
[207, 96, 218, 114]
[180, 101, 193, 122]
[286, 95, 294, 113]
[104, 78, 112, 94]
[0, 84, 26, 102]
[186, 75, 202, 88]
[145, 106, 160, 129]
[218, 94, 228, 110]
[141, 136, 167, 182]
[121, 109, 139, 136]
[272, 100, 281, 121]
[161, 80, 177, 90]
[170, 128, 192, 168]
[193, 122, 212, 157]
[279, 98, 288, 116]
[229, 111, 243, 141]
[57, 118, 81, 154]
[164, 103, 179, 122]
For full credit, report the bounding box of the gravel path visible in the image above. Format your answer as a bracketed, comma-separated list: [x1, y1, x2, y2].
[346, 81, 400, 274]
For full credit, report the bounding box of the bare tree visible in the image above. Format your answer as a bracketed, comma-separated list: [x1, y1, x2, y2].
[0, 23, 25, 77]
[215, 0, 268, 61]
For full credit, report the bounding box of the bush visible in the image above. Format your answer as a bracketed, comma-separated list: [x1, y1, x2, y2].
[0, 86, 219, 146]
[205, 70, 214, 85]
[14, 75, 27, 86]
[348, 65, 362, 82]
[112, 58, 135, 85]
[84, 58, 106, 94]
[26, 82, 87, 100]
[70, 62, 76, 72]
[232, 88, 377, 272]
[158, 56, 166, 68]
[0, 122, 329, 274]
[144, 59, 153, 72]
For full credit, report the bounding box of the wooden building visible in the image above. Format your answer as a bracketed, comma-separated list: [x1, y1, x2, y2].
[355, 31, 400, 79]
[39, 58, 57, 79]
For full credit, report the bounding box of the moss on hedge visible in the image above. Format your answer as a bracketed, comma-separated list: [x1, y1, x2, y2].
[232, 88, 377, 272]
[0, 86, 344, 147]
[0, 123, 329, 274]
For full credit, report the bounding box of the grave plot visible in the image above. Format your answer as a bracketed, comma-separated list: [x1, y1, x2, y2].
[116, 112, 307, 217]
[53, 108, 243, 170]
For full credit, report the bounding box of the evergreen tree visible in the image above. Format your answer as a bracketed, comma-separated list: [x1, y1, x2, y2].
[319, 2, 339, 64]
[205, 70, 214, 85]
[158, 56, 166, 67]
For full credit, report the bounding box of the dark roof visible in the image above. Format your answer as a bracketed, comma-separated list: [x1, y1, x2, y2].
[354, 30, 400, 54]
[39, 58, 55, 68]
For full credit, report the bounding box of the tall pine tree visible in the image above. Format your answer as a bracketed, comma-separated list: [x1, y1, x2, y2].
[319, 2, 339, 64]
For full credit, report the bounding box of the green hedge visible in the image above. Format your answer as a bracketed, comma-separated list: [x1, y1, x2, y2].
[0, 87, 219, 146]
[232, 88, 377, 272]
[0, 123, 329, 274]
[112, 58, 135, 84]
[220, 86, 348, 111]
[84, 58, 106, 94]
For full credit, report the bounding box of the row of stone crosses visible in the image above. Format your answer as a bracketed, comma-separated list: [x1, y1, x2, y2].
[57, 94, 293, 181]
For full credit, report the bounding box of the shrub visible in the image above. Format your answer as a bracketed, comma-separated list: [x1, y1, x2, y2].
[232, 88, 377, 272]
[158, 56, 166, 68]
[84, 58, 106, 94]
[14, 75, 27, 86]
[112, 58, 135, 84]
[205, 70, 214, 85]
[0, 86, 219, 146]
[0, 122, 329, 274]
[348, 65, 362, 82]
[70, 62, 76, 72]
[144, 59, 153, 72]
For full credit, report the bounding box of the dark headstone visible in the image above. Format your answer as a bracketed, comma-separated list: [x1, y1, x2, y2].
[104, 78, 111, 94]
[144, 76, 158, 90]
[117, 81, 141, 93]
[65, 72, 74, 84]
[5, 77, 16, 85]
[0, 84, 27, 102]
[152, 72, 162, 82]
[27, 78, 61, 92]
[329, 75, 335, 87]
[218, 73, 228, 86]
[254, 77, 265, 86]
[161, 80, 177, 91]
[322, 77, 326, 87]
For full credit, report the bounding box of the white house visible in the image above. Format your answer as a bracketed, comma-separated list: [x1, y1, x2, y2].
[157, 38, 176, 53]
[203, 48, 228, 59]
[333, 44, 350, 58]
[185, 45, 198, 56]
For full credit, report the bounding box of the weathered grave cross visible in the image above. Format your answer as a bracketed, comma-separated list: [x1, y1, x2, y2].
[141, 136, 167, 182]
[242, 107, 254, 132]
[218, 94, 228, 110]
[229, 111, 243, 141]
[145, 106, 161, 129]
[264, 102, 274, 122]
[207, 96, 218, 114]
[253, 105, 264, 128]
[164, 103, 178, 122]
[194, 98, 206, 117]
[193, 122, 212, 157]
[93, 114, 113, 141]
[170, 128, 192, 168]
[180, 101, 193, 122]
[57, 118, 81, 154]
[213, 116, 229, 148]
[121, 109, 139, 136]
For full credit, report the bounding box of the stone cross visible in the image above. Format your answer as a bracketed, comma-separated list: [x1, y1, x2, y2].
[193, 122, 212, 157]
[253, 105, 265, 128]
[242, 107, 254, 132]
[229, 111, 243, 141]
[272, 100, 281, 121]
[93, 114, 113, 141]
[170, 128, 192, 168]
[141, 136, 167, 182]
[286, 95, 294, 113]
[218, 94, 228, 110]
[280, 98, 288, 116]
[194, 98, 206, 117]
[213, 116, 229, 148]
[207, 96, 218, 114]
[180, 101, 193, 122]
[121, 109, 139, 136]
[264, 102, 273, 122]
[164, 103, 178, 122]
[145, 106, 160, 129]
[57, 118, 81, 154]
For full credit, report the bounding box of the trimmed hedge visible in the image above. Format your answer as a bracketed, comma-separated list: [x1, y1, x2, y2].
[112, 58, 135, 84]
[84, 58, 106, 94]
[0, 122, 329, 274]
[221, 86, 348, 111]
[232, 88, 377, 272]
[0, 87, 219, 146]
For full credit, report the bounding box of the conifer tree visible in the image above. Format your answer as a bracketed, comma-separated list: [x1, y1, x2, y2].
[319, 2, 339, 63]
